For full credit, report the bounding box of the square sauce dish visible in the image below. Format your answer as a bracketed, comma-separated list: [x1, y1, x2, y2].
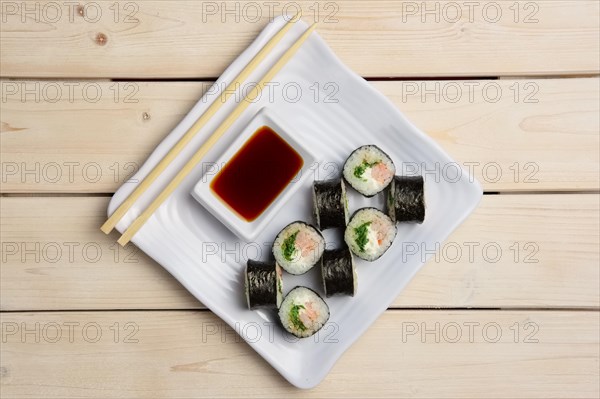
[192, 107, 317, 242]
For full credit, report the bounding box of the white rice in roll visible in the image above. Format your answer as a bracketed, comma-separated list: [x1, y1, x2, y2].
[343, 145, 395, 197]
[273, 221, 325, 275]
[344, 208, 396, 261]
[279, 286, 329, 338]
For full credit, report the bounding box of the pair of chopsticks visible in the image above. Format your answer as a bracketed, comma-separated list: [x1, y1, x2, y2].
[101, 16, 317, 246]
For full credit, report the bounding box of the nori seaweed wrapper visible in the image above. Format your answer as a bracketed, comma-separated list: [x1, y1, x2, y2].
[313, 178, 348, 230]
[245, 260, 281, 310]
[386, 176, 425, 223]
[321, 246, 356, 297]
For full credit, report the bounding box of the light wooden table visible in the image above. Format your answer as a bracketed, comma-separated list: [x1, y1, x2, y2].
[1, 1, 599, 397]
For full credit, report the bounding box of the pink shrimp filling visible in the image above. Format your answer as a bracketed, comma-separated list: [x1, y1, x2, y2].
[298, 301, 318, 327]
[371, 162, 393, 184]
[295, 230, 317, 257]
[370, 218, 389, 246]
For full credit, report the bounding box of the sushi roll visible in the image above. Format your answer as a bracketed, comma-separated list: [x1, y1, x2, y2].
[278, 286, 330, 338]
[344, 208, 397, 261]
[321, 246, 357, 297]
[386, 175, 426, 223]
[343, 145, 395, 197]
[273, 221, 325, 275]
[313, 178, 349, 230]
[245, 260, 283, 310]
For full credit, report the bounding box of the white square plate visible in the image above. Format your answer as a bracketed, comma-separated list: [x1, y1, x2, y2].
[108, 16, 482, 389]
[192, 107, 317, 242]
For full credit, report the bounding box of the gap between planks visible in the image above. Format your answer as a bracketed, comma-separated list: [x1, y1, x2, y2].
[1, 307, 598, 314]
[2, 191, 599, 197]
[2, 75, 598, 82]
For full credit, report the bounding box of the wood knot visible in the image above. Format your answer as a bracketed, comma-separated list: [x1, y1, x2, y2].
[95, 33, 108, 46]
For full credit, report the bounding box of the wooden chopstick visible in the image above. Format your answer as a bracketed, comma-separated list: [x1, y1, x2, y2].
[117, 23, 317, 246]
[100, 14, 301, 235]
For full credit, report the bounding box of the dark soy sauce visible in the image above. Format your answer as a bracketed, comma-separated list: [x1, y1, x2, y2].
[211, 126, 303, 222]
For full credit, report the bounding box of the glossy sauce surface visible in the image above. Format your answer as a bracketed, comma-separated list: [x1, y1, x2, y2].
[210, 126, 303, 222]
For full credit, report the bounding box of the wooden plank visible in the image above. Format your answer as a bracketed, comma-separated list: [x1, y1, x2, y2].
[1, 1, 598, 78]
[1, 78, 598, 193]
[1, 194, 598, 311]
[0, 310, 597, 398]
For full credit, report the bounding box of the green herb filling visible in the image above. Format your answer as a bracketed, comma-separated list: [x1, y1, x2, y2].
[289, 304, 306, 331]
[353, 160, 380, 180]
[282, 231, 299, 261]
[354, 221, 372, 252]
